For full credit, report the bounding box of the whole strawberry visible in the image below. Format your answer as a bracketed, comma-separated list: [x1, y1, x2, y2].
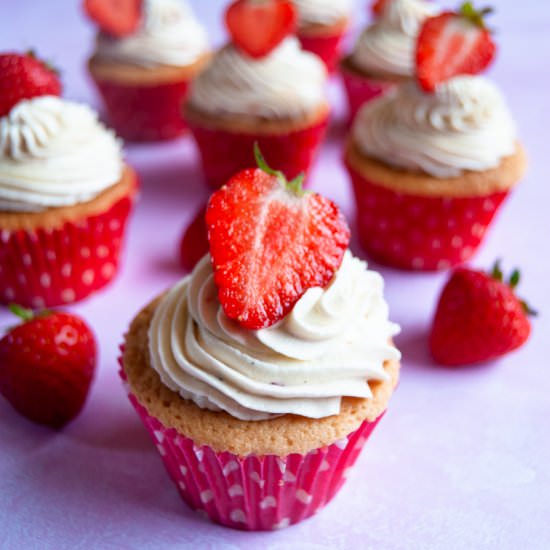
[430, 262, 535, 366]
[0, 51, 62, 117]
[0, 305, 97, 428]
[416, 2, 496, 92]
[206, 143, 350, 330]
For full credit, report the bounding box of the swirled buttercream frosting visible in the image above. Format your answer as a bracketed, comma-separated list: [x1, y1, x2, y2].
[293, 0, 352, 26]
[95, 0, 208, 67]
[0, 96, 123, 212]
[351, 0, 437, 77]
[149, 252, 401, 421]
[353, 76, 517, 178]
[188, 37, 327, 120]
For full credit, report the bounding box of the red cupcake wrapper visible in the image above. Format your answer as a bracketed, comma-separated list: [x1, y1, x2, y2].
[298, 31, 346, 74]
[187, 116, 330, 189]
[346, 162, 510, 271]
[91, 75, 191, 142]
[340, 67, 395, 124]
[0, 188, 136, 308]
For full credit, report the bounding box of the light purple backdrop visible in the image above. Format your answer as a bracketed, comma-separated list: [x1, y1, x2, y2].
[1, 1, 549, 549]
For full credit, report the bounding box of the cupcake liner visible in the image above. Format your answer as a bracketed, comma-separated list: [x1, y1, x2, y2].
[91, 76, 191, 142]
[187, 115, 330, 189]
[346, 163, 510, 271]
[0, 189, 136, 308]
[298, 31, 346, 73]
[118, 354, 384, 531]
[340, 66, 395, 124]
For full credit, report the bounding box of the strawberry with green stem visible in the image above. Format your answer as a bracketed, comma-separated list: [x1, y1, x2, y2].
[430, 261, 536, 366]
[206, 143, 350, 330]
[0, 305, 97, 428]
[416, 2, 497, 92]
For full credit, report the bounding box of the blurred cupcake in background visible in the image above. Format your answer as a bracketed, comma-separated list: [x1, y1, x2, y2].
[341, 0, 437, 122]
[344, 3, 527, 271]
[184, 0, 329, 189]
[85, 0, 209, 142]
[293, 0, 353, 73]
[0, 51, 137, 308]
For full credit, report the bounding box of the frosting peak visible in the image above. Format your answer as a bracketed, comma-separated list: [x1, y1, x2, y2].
[95, 0, 208, 67]
[351, 0, 437, 77]
[149, 252, 400, 421]
[0, 96, 123, 212]
[188, 37, 327, 120]
[353, 76, 517, 178]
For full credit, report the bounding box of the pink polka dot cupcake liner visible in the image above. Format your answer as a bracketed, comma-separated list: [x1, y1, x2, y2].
[0, 191, 136, 308]
[346, 164, 510, 271]
[119, 365, 384, 531]
[91, 76, 191, 142]
[340, 65, 395, 124]
[186, 115, 329, 190]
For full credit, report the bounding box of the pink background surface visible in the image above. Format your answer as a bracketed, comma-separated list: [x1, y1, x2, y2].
[1, 1, 549, 548]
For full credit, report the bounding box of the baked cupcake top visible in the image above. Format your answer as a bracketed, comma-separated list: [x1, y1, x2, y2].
[147, 145, 400, 421]
[93, 0, 208, 68]
[353, 76, 517, 178]
[350, 0, 437, 78]
[293, 0, 352, 27]
[0, 96, 123, 212]
[188, 37, 327, 120]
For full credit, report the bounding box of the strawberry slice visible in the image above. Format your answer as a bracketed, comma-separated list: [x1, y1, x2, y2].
[225, 0, 297, 59]
[371, 0, 390, 17]
[430, 261, 535, 366]
[0, 51, 61, 117]
[206, 144, 350, 330]
[84, 0, 142, 38]
[416, 2, 496, 92]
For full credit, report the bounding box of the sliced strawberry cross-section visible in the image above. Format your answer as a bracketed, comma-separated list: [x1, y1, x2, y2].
[416, 2, 497, 92]
[84, 0, 143, 38]
[206, 144, 350, 330]
[225, 0, 297, 59]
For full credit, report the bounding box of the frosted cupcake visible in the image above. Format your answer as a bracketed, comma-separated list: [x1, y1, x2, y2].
[0, 94, 137, 307]
[121, 150, 401, 530]
[293, 0, 352, 72]
[344, 4, 527, 271]
[341, 0, 437, 121]
[184, 0, 329, 189]
[86, 0, 209, 141]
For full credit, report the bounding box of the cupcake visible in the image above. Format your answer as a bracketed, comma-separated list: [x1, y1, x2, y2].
[120, 150, 401, 530]
[344, 4, 527, 271]
[340, 0, 437, 122]
[184, 0, 329, 189]
[293, 0, 352, 73]
[85, 0, 209, 142]
[0, 52, 137, 308]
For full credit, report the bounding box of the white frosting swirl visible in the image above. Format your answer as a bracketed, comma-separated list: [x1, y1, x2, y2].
[95, 0, 208, 67]
[351, 0, 437, 77]
[149, 252, 401, 421]
[353, 76, 517, 178]
[0, 96, 123, 212]
[188, 37, 327, 120]
[293, 0, 352, 26]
